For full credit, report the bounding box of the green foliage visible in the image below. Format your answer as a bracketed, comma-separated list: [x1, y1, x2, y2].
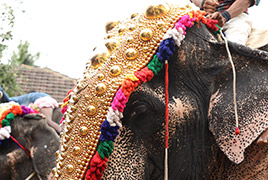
[11, 40, 40, 66]
[0, 63, 23, 96]
[0, 1, 23, 96]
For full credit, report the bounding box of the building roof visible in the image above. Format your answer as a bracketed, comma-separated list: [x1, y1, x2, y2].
[15, 64, 76, 102]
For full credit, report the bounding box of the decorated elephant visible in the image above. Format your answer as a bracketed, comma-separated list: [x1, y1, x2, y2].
[54, 3, 268, 180]
[0, 102, 60, 180]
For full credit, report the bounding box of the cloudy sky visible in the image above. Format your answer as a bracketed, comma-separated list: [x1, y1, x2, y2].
[3, 0, 268, 79]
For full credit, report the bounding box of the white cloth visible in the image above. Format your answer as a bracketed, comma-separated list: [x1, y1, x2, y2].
[222, 13, 252, 45]
[0, 126, 11, 140]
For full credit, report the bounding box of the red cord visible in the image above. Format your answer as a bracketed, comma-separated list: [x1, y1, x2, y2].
[10, 135, 31, 157]
[165, 61, 169, 149]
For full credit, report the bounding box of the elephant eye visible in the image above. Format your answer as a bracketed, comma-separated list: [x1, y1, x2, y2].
[129, 104, 148, 120]
[122, 94, 164, 137]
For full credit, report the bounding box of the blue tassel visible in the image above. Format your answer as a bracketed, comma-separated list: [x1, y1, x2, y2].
[100, 120, 119, 142]
[156, 38, 175, 63]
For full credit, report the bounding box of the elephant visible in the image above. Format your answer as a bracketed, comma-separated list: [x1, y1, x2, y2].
[98, 22, 268, 179]
[0, 106, 61, 180]
[54, 4, 268, 180]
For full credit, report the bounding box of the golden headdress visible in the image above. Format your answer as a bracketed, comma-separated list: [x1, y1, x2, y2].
[53, 2, 219, 179]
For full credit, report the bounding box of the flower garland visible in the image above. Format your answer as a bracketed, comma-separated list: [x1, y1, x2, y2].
[0, 102, 37, 142]
[80, 10, 219, 180]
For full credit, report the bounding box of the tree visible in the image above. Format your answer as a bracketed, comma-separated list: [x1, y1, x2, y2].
[0, 1, 40, 96]
[0, 64, 22, 96]
[10, 40, 40, 66]
[0, 1, 22, 97]
[0, 0, 28, 97]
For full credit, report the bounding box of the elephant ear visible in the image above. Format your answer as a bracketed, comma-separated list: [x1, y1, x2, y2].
[209, 42, 268, 164]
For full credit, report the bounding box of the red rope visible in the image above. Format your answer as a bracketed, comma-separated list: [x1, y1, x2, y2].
[165, 61, 169, 148]
[10, 135, 31, 157]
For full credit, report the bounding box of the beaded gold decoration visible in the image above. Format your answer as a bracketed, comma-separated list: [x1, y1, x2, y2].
[53, 3, 192, 179]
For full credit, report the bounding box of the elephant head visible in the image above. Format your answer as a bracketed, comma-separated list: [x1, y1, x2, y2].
[0, 103, 60, 180]
[54, 3, 268, 180]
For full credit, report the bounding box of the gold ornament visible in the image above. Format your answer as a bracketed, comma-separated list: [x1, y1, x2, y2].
[62, 144, 68, 151]
[73, 146, 81, 155]
[125, 48, 138, 60]
[105, 39, 119, 53]
[52, 167, 57, 175]
[140, 28, 154, 41]
[86, 105, 97, 116]
[110, 65, 121, 76]
[97, 73, 105, 80]
[109, 55, 116, 61]
[79, 126, 89, 136]
[157, 21, 165, 29]
[127, 37, 134, 43]
[66, 164, 74, 173]
[90, 53, 108, 69]
[118, 26, 127, 34]
[96, 83, 107, 94]
[143, 46, 149, 52]
[145, 3, 170, 19]
[72, 96, 78, 102]
[105, 21, 118, 33]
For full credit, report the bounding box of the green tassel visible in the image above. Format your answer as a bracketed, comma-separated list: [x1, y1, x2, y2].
[1, 113, 15, 127]
[147, 55, 164, 75]
[97, 140, 114, 160]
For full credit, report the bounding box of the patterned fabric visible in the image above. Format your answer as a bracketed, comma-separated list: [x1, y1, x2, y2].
[216, 0, 257, 13]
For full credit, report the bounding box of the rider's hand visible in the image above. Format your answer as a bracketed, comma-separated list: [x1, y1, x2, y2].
[207, 12, 227, 27]
[202, 0, 219, 14]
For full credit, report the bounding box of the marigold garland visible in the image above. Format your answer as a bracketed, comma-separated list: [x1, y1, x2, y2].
[0, 102, 23, 124]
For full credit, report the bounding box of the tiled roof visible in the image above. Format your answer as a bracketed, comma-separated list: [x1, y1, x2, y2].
[15, 64, 76, 102]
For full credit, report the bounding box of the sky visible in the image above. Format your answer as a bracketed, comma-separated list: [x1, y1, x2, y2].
[2, 0, 268, 79]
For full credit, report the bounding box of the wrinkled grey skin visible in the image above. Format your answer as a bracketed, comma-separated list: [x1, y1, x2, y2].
[0, 111, 60, 180]
[102, 23, 268, 180]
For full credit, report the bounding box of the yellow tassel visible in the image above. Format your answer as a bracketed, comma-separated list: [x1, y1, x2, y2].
[125, 74, 139, 81]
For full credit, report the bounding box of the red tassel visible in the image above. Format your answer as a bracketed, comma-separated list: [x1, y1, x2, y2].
[85, 152, 108, 180]
[165, 61, 169, 148]
[235, 127, 240, 135]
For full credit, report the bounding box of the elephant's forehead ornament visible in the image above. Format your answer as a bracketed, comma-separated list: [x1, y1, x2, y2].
[53, 3, 219, 180]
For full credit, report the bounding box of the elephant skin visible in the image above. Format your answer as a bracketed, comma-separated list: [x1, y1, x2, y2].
[101, 23, 268, 179]
[0, 113, 59, 180]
